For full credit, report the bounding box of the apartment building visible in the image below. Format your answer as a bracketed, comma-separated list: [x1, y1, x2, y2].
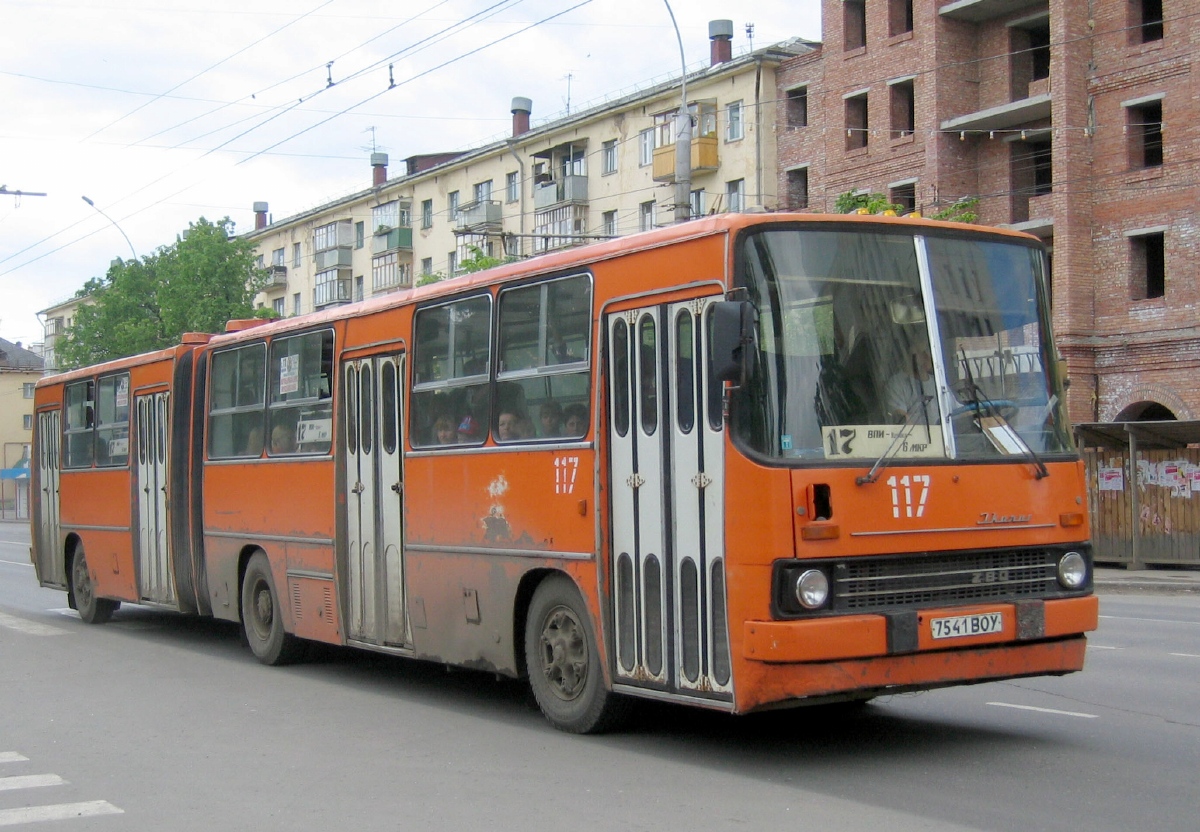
[246, 23, 814, 317]
[776, 0, 1197, 425]
[0, 337, 43, 518]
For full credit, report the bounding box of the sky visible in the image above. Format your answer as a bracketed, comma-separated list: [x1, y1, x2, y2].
[0, 0, 821, 348]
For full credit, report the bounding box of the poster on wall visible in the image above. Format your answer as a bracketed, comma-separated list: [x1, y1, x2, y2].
[1098, 467, 1124, 491]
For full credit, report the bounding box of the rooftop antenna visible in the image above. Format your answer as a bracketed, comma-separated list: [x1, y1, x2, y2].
[745, 22, 755, 52]
[562, 72, 574, 115]
[360, 126, 387, 156]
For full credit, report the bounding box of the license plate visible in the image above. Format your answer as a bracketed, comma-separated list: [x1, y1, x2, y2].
[930, 612, 1003, 640]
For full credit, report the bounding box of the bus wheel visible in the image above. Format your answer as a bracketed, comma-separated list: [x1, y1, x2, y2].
[525, 575, 627, 734]
[70, 545, 119, 624]
[241, 552, 303, 666]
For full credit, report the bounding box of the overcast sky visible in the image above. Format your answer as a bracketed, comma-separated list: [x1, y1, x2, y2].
[0, 0, 820, 347]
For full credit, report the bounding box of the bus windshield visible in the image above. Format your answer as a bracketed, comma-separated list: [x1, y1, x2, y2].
[733, 226, 1072, 463]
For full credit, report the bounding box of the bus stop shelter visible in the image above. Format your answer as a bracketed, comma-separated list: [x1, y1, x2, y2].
[1075, 420, 1200, 570]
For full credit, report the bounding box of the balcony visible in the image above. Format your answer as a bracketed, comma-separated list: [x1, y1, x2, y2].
[939, 0, 1047, 23]
[455, 200, 503, 233]
[266, 265, 288, 287]
[314, 247, 352, 271]
[371, 226, 413, 254]
[533, 175, 589, 211]
[940, 93, 1052, 134]
[651, 136, 720, 182]
[314, 269, 352, 309]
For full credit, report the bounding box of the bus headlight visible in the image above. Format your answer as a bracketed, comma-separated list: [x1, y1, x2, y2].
[1057, 551, 1087, 589]
[794, 569, 830, 610]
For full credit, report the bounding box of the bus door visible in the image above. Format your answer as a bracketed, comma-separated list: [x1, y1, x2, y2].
[342, 355, 407, 648]
[606, 299, 732, 699]
[136, 391, 174, 604]
[35, 410, 62, 583]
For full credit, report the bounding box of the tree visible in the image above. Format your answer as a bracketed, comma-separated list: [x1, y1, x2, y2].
[416, 245, 512, 287]
[835, 191, 904, 215]
[59, 217, 266, 369]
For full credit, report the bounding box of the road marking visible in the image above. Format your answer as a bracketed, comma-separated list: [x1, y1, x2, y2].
[1168, 652, 1200, 659]
[50, 609, 79, 619]
[0, 801, 124, 826]
[1100, 615, 1200, 626]
[0, 753, 29, 764]
[0, 612, 68, 637]
[1090, 645, 1122, 650]
[0, 774, 65, 791]
[987, 702, 1098, 719]
[0, 559, 34, 568]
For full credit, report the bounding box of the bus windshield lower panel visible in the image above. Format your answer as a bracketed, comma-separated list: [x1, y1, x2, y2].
[733, 227, 1072, 463]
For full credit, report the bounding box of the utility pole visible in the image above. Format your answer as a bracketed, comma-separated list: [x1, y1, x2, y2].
[662, 1, 691, 223]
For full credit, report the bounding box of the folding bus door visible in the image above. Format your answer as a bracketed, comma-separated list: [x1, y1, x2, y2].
[35, 410, 62, 583]
[342, 355, 407, 648]
[136, 391, 175, 604]
[607, 300, 732, 700]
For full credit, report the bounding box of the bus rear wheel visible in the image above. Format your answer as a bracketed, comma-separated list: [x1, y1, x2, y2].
[241, 552, 303, 666]
[525, 575, 627, 734]
[69, 544, 119, 624]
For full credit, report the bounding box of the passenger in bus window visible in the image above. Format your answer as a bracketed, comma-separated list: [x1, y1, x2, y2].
[563, 403, 588, 438]
[539, 401, 563, 438]
[456, 415, 482, 443]
[243, 425, 264, 456]
[270, 420, 296, 454]
[497, 410, 523, 442]
[433, 416, 457, 446]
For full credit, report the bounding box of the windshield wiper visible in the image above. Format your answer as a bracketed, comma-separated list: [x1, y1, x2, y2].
[956, 349, 1049, 479]
[856, 397, 933, 486]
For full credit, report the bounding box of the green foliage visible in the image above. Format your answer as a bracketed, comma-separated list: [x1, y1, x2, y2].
[930, 197, 979, 224]
[58, 217, 267, 369]
[416, 246, 511, 288]
[834, 191, 904, 215]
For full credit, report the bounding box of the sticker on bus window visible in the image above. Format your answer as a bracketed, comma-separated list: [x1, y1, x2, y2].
[820, 425, 945, 460]
[279, 355, 300, 395]
[297, 418, 331, 445]
[115, 377, 129, 409]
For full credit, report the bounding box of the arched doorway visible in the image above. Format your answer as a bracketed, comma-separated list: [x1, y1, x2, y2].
[1115, 401, 1176, 421]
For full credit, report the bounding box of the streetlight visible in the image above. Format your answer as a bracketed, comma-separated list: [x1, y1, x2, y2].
[81, 195, 138, 261]
[662, 0, 692, 223]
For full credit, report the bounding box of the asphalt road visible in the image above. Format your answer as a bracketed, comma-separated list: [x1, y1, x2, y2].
[1, 521, 1197, 831]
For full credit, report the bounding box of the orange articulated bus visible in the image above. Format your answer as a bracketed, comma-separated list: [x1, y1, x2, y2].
[31, 213, 1098, 732]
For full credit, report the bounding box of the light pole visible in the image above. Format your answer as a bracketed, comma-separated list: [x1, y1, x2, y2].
[662, 0, 692, 223]
[81, 195, 138, 261]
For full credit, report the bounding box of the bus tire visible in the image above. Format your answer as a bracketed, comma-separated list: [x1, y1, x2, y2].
[525, 574, 628, 734]
[70, 544, 119, 625]
[241, 552, 303, 666]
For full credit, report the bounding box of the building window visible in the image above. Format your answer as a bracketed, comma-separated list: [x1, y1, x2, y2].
[421, 199, 433, 229]
[1132, 0, 1163, 44]
[421, 258, 433, 275]
[313, 222, 342, 252]
[889, 79, 915, 139]
[602, 139, 618, 175]
[639, 201, 656, 232]
[786, 87, 808, 128]
[690, 189, 706, 217]
[292, 242, 301, 267]
[314, 269, 351, 308]
[726, 100, 744, 141]
[372, 201, 400, 232]
[725, 179, 745, 213]
[23, 414, 33, 430]
[602, 210, 617, 237]
[355, 221, 365, 249]
[639, 129, 654, 166]
[844, 0, 866, 51]
[506, 171, 519, 203]
[23, 382, 35, 399]
[1011, 19, 1051, 95]
[845, 92, 869, 150]
[1127, 100, 1163, 169]
[448, 251, 457, 274]
[373, 252, 400, 292]
[786, 167, 809, 210]
[888, 0, 913, 37]
[271, 248, 285, 266]
[473, 180, 493, 203]
[292, 293, 301, 315]
[272, 298, 285, 316]
[1130, 231, 1166, 300]
[354, 275, 364, 302]
[890, 182, 916, 214]
[447, 192, 459, 223]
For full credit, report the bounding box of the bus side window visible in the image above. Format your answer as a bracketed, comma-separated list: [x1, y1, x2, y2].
[411, 295, 492, 448]
[496, 273, 592, 443]
[268, 330, 334, 456]
[96, 374, 130, 467]
[209, 344, 267, 459]
[64, 380, 95, 468]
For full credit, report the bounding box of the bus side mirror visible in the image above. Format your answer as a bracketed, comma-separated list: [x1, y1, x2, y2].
[711, 301, 757, 385]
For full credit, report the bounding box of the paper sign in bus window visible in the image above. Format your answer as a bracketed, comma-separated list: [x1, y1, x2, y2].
[279, 355, 300, 395]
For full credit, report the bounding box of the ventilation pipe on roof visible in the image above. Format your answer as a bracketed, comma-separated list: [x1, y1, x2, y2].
[511, 97, 532, 137]
[253, 202, 269, 230]
[371, 152, 388, 187]
[710, 19, 734, 65]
